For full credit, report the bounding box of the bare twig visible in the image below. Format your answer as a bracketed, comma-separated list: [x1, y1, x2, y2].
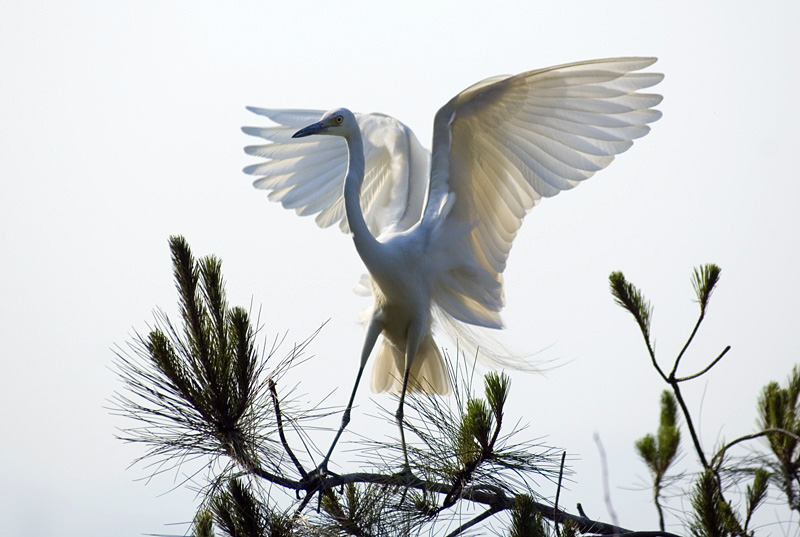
[444, 505, 503, 537]
[594, 433, 620, 530]
[555, 451, 567, 537]
[669, 382, 709, 469]
[644, 336, 667, 384]
[669, 313, 705, 379]
[675, 346, 731, 382]
[711, 428, 800, 469]
[269, 379, 307, 479]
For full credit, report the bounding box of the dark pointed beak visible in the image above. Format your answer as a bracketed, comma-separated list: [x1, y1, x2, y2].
[292, 121, 325, 138]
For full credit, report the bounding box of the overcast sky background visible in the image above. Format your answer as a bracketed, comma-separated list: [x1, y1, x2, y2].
[2, 1, 799, 535]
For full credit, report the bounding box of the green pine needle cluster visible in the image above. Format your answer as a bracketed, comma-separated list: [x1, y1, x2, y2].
[454, 372, 510, 467]
[691, 264, 721, 315]
[635, 391, 681, 531]
[448, 372, 513, 496]
[689, 470, 740, 537]
[759, 365, 800, 462]
[508, 494, 548, 537]
[609, 271, 653, 346]
[193, 509, 215, 537]
[320, 483, 400, 537]
[212, 479, 265, 537]
[507, 494, 579, 537]
[112, 235, 296, 477]
[743, 469, 769, 532]
[758, 364, 800, 512]
[457, 398, 492, 463]
[210, 478, 293, 537]
[445, 371, 553, 490]
[635, 391, 681, 478]
[166, 236, 258, 440]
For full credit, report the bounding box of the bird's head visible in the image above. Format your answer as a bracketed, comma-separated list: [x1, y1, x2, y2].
[292, 108, 356, 139]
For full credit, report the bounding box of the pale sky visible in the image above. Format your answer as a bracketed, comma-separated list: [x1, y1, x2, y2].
[2, 1, 799, 535]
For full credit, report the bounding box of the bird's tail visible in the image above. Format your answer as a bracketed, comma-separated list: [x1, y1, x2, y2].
[370, 335, 451, 395]
[434, 307, 552, 373]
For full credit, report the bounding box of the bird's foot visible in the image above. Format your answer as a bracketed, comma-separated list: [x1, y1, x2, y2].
[393, 464, 417, 506]
[299, 461, 340, 493]
[392, 464, 414, 481]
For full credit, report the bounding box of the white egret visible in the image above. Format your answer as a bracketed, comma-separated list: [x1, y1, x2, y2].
[243, 57, 663, 471]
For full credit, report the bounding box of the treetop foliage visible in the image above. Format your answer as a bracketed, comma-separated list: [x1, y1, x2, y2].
[113, 240, 798, 536]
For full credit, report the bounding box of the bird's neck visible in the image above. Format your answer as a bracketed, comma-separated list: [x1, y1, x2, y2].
[343, 132, 382, 265]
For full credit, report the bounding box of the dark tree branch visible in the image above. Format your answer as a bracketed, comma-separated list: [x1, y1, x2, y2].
[269, 378, 307, 480]
[675, 346, 731, 382]
[238, 464, 679, 536]
[711, 428, 800, 470]
[444, 505, 504, 537]
[669, 312, 705, 380]
[554, 450, 567, 537]
[669, 381, 709, 469]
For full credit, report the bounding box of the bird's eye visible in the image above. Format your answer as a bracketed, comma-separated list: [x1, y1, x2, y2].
[335, 116, 343, 124]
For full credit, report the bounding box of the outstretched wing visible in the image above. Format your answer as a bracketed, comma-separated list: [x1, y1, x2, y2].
[426, 57, 663, 327]
[243, 108, 430, 236]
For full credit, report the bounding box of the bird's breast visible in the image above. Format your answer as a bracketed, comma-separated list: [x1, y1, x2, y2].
[367, 251, 432, 350]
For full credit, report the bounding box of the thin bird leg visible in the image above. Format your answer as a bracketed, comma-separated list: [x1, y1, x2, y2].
[395, 364, 415, 507]
[318, 318, 382, 474]
[395, 321, 424, 473]
[396, 367, 413, 471]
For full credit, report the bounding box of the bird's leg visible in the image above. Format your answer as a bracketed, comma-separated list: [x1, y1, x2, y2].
[394, 365, 415, 507]
[395, 367, 413, 473]
[316, 318, 382, 476]
[395, 320, 424, 475]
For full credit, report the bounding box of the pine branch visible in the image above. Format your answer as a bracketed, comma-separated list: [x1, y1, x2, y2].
[675, 346, 731, 382]
[283, 468, 676, 536]
[115, 237, 687, 537]
[269, 378, 307, 481]
[609, 271, 664, 382]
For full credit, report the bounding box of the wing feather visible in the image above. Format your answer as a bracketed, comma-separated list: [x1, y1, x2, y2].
[241, 125, 300, 143]
[243, 150, 341, 176]
[524, 122, 633, 156]
[245, 107, 331, 127]
[271, 166, 343, 209]
[521, 103, 661, 128]
[519, 113, 648, 141]
[425, 57, 663, 331]
[254, 161, 344, 192]
[243, 109, 430, 236]
[244, 140, 340, 159]
[472, 141, 530, 219]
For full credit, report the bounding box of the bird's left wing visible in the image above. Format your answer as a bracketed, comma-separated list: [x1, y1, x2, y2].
[424, 57, 663, 329]
[243, 108, 430, 236]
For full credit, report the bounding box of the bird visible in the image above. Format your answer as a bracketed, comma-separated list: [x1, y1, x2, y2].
[242, 57, 663, 471]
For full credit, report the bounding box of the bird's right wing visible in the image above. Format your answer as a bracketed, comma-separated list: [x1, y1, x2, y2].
[424, 57, 663, 329]
[243, 108, 430, 236]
